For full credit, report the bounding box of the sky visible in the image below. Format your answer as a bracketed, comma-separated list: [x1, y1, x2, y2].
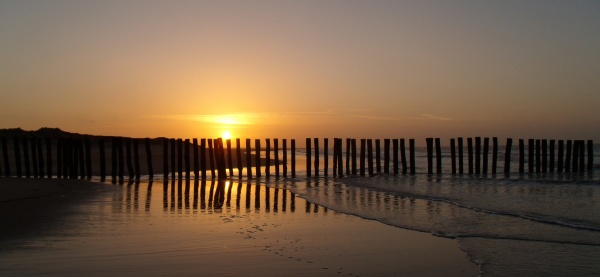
[1, 1, 599, 144]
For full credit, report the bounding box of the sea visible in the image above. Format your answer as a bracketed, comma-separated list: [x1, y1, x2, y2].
[285, 146, 600, 276]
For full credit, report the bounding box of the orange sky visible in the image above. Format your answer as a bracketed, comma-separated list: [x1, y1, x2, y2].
[1, 1, 599, 144]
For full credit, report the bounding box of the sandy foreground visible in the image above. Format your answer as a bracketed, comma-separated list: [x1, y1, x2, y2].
[0, 177, 478, 276]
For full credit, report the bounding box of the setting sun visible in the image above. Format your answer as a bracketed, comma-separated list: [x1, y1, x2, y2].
[221, 130, 232, 139]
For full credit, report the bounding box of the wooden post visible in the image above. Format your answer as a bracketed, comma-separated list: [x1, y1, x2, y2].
[542, 139, 548, 172]
[337, 139, 343, 176]
[217, 139, 228, 179]
[535, 139, 541, 173]
[45, 138, 52, 178]
[549, 140, 555, 173]
[283, 139, 288, 178]
[133, 139, 141, 180]
[518, 139, 524, 173]
[200, 139, 207, 178]
[255, 139, 261, 178]
[291, 139, 296, 178]
[177, 138, 183, 179]
[274, 139, 280, 178]
[333, 139, 338, 176]
[118, 138, 125, 181]
[475, 137, 481, 174]
[208, 139, 216, 178]
[236, 138, 242, 178]
[31, 138, 38, 178]
[162, 138, 169, 180]
[22, 137, 30, 178]
[145, 138, 153, 179]
[482, 137, 489, 174]
[2, 137, 10, 177]
[572, 140, 580, 173]
[435, 138, 442, 174]
[111, 138, 118, 181]
[360, 139, 366, 176]
[346, 138, 351, 175]
[557, 140, 564, 172]
[409, 139, 416, 175]
[457, 137, 464, 174]
[35, 138, 44, 178]
[528, 139, 535, 173]
[375, 139, 381, 174]
[265, 139, 271, 178]
[587, 140, 594, 172]
[392, 139, 398, 175]
[565, 140, 572, 172]
[170, 139, 176, 179]
[226, 139, 233, 178]
[323, 138, 328, 176]
[125, 138, 133, 180]
[367, 139, 374, 176]
[351, 139, 357, 175]
[450, 138, 456, 174]
[384, 139, 390, 174]
[579, 140, 585, 173]
[467, 138, 473, 174]
[85, 138, 92, 179]
[505, 138, 512, 174]
[306, 138, 311, 177]
[426, 138, 433, 174]
[78, 139, 85, 179]
[313, 138, 318, 177]
[491, 137, 498, 174]
[245, 138, 252, 178]
[56, 139, 62, 178]
[182, 139, 189, 178]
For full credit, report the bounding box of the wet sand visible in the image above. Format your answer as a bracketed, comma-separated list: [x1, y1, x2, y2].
[0, 178, 478, 276]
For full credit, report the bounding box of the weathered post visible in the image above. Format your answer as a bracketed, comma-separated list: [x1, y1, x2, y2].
[351, 139, 357, 175]
[208, 139, 216, 178]
[587, 140, 594, 172]
[306, 138, 311, 177]
[467, 138, 473, 174]
[579, 140, 585, 173]
[346, 138, 351, 175]
[492, 137, 498, 174]
[333, 139, 338, 176]
[85, 138, 92, 179]
[572, 140, 580, 173]
[78, 139, 85, 179]
[255, 139, 261, 178]
[170, 139, 176, 179]
[177, 138, 183, 179]
[542, 139, 548, 172]
[528, 139, 535, 173]
[31, 138, 38, 178]
[557, 140, 564, 172]
[56, 139, 62, 178]
[475, 137, 481, 174]
[236, 138, 242, 178]
[118, 138, 125, 181]
[565, 140, 572, 172]
[313, 138, 318, 177]
[125, 138, 134, 180]
[323, 138, 328, 176]
[145, 138, 153, 179]
[458, 137, 464, 174]
[450, 138, 456, 174]
[226, 139, 233, 178]
[549, 140, 555, 173]
[409, 139, 416, 175]
[283, 139, 288, 178]
[392, 139, 399, 175]
[274, 139, 280, 178]
[482, 137, 489, 174]
[291, 139, 296, 178]
[360, 139, 366, 176]
[367, 139, 374, 176]
[426, 138, 433, 174]
[337, 139, 343, 176]
[504, 138, 512, 174]
[435, 138, 442, 174]
[245, 138, 252, 178]
[266, 139, 271, 178]
[100, 139, 107, 180]
[535, 139, 541, 173]
[162, 138, 169, 180]
[200, 139, 207, 178]
[375, 139, 381, 174]
[384, 139, 390, 174]
[111, 138, 117, 181]
[518, 139, 525, 173]
[132, 139, 140, 180]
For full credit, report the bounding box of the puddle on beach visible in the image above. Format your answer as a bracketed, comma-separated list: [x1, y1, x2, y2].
[0, 179, 476, 276]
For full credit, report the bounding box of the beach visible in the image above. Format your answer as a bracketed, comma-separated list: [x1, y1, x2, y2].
[0, 177, 478, 276]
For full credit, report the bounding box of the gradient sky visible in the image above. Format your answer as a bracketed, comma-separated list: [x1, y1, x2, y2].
[1, 1, 599, 143]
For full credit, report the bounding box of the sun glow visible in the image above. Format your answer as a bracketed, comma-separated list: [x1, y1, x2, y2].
[221, 130, 232, 139]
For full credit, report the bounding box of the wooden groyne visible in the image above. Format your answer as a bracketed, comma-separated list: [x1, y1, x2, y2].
[0, 135, 595, 181]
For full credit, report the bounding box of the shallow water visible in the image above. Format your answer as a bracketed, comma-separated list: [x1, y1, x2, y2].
[0, 179, 475, 277]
